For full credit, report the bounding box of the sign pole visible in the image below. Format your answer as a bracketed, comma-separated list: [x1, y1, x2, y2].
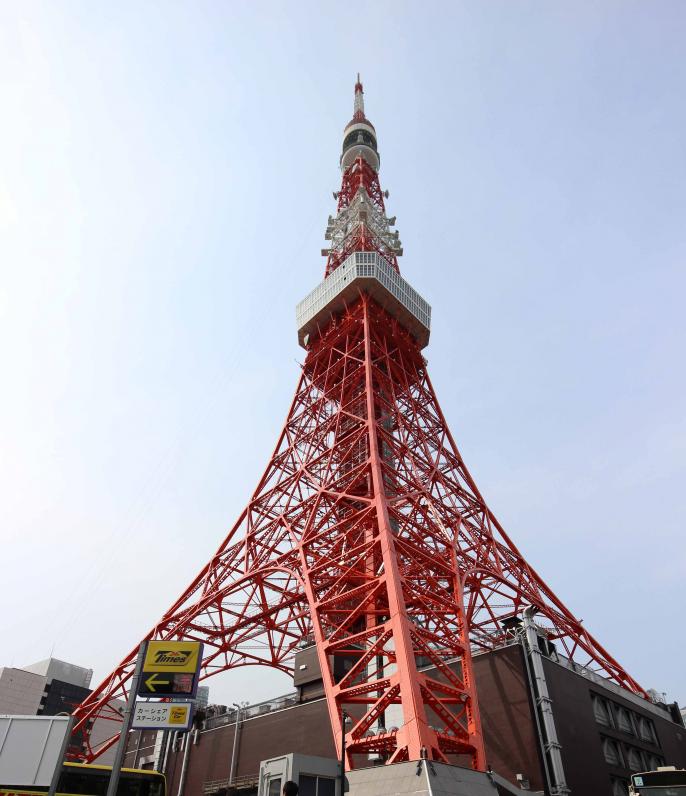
[47, 714, 76, 796]
[157, 730, 170, 773]
[106, 641, 147, 796]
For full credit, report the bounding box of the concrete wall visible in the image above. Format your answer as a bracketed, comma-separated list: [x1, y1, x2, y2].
[0, 668, 45, 715]
[165, 698, 335, 794]
[472, 644, 546, 791]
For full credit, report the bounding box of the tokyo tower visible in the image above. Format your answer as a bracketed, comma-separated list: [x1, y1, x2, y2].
[72, 77, 645, 771]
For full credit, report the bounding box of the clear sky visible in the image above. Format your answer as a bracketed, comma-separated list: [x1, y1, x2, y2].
[1, 2, 684, 711]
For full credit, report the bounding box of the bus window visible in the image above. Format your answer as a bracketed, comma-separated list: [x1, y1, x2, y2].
[58, 769, 165, 796]
[631, 768, 686, 795]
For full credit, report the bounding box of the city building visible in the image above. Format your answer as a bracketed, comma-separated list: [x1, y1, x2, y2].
[25, 658, 93, 717]
[0, 657, 92, 717]
[196, 686, 210, 710]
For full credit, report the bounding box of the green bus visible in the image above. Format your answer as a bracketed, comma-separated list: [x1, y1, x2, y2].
[630, 767, 686, 796]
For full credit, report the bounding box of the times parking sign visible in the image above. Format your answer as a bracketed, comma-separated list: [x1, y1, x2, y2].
[137, 640, 203, 698]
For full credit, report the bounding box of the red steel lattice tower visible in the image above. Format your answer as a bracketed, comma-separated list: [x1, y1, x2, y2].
[71, 78, 646, 769]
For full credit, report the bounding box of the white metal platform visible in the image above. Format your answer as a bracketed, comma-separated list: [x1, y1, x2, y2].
[296, 252, 431, 349]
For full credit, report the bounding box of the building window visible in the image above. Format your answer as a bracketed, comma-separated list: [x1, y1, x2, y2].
[616, 707, 634, 735]
[637, 716, 657, 744]
[593, 694, 613, 727]
[603, 737, 624, 767]
[611, 778, 629, 796]
[648, 753, 665, 770]
[268, 778, 282, 796]
[591, 692, 662, 751]
[317, 779, 335, 796]
[626, 746, 645, 771]
[300, 775, 336, 796]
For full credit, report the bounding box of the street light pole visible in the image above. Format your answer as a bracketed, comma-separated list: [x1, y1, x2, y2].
[229, 701, 246, 787]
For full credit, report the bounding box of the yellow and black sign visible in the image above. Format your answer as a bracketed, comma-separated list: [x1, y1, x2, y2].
[138, 640, 203, 698]
[142, 640, 202, 673]
[169, 705, 189, 724]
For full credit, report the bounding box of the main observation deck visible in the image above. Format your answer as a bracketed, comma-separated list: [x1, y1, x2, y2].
[296, 251, 431, 349]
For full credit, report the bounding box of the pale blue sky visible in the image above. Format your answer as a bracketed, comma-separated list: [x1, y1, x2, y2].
[1, 2, 684, 709]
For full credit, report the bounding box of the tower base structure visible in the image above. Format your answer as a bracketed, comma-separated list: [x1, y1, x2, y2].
[345, 761, 523, 796]
[256, 754, 523, 796]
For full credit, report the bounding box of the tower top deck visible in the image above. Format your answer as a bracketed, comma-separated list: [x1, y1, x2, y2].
[298, 78, 431, 350]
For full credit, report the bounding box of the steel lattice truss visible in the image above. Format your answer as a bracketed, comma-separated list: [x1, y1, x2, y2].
[71, 296, 644, 766]
[71, 78, 645, 770]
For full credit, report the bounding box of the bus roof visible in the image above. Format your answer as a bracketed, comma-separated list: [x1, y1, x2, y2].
[63, 762, 164, 777]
